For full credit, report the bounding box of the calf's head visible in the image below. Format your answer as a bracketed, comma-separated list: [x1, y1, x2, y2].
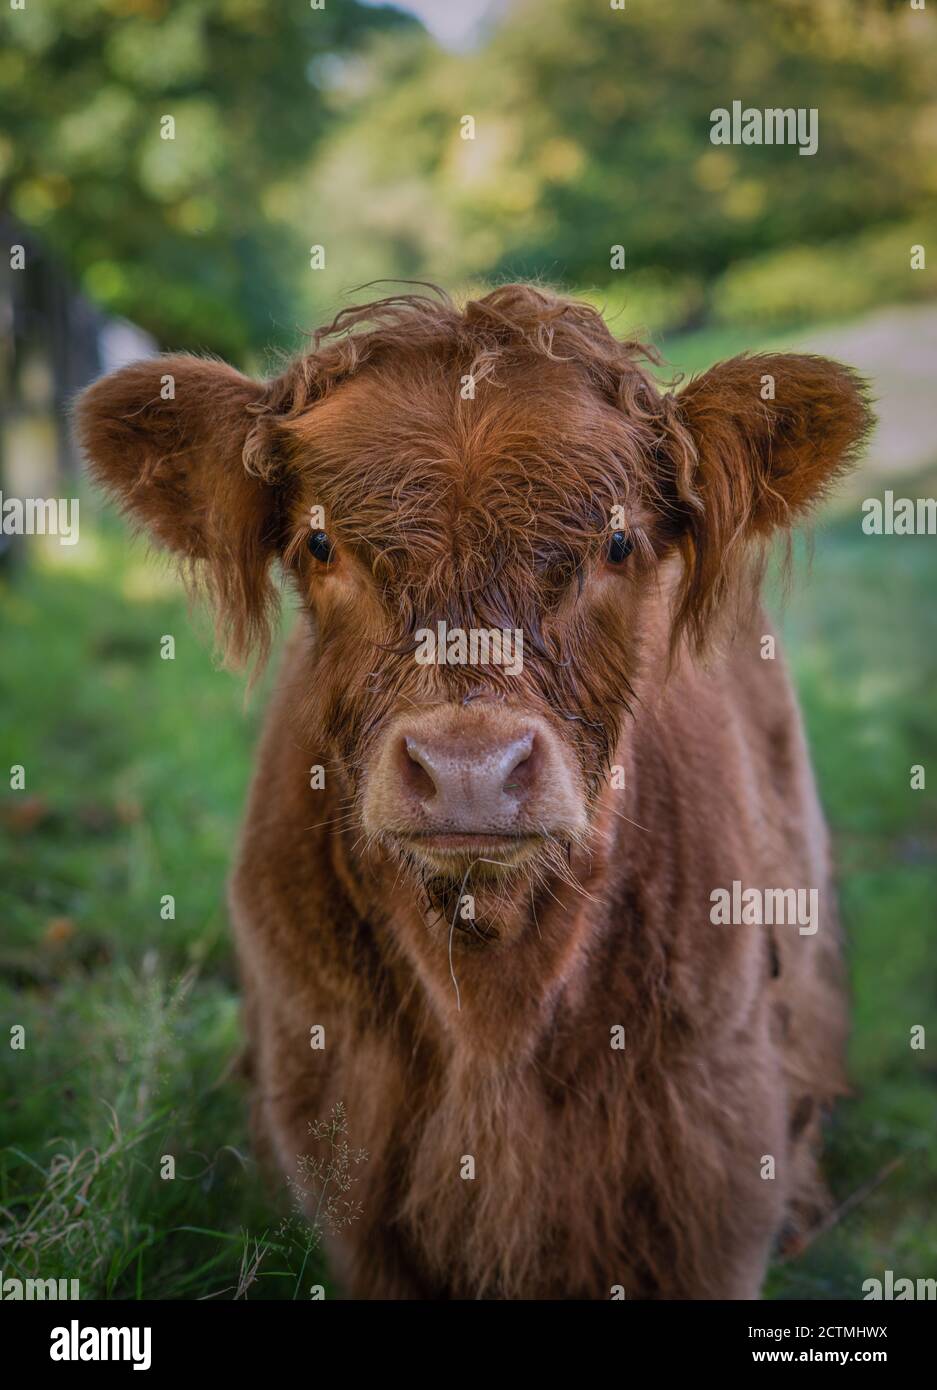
[78, 286, 871, 905]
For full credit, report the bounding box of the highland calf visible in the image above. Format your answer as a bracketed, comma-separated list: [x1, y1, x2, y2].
[78, 285, 873, 1299]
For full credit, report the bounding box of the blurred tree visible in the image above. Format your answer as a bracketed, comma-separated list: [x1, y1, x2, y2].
[2, 0, 935, 356]
[296, 0, 937, 332]
[0, 0, 415, 361]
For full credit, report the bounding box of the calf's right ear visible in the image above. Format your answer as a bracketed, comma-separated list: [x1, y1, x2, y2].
[76, 354, 281, 669]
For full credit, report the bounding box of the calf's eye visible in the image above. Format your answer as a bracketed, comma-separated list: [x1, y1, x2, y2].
[307, 530, 334, 564]
[606, 530, 634, 564]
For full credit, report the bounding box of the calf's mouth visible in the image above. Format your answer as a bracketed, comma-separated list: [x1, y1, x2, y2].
[360, 702, 587, 888]
[390, 829, 546, 878]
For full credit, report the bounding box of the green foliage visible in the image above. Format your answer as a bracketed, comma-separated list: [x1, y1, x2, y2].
[582, 220, 936, 346]
[0, 960, 331, 1299]
[712, 221, 935, 331]
[763, 506, 937, 1297]
[0, 0, 414, 359]
[299, 0, 937, 335]
[3, 0, 936, 356]
[0, 520, 338, 1299]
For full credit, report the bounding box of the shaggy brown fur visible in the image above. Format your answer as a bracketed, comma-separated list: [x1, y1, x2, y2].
[77, 284, 873, 1299]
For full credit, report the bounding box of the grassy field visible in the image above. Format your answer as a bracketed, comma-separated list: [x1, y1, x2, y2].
[1, 327, 935, 1300]
[0, 526, 320, 1299]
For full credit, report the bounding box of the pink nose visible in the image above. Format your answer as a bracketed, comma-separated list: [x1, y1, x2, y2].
[400, 730, 537, 830]
[362, 705, 587, 848]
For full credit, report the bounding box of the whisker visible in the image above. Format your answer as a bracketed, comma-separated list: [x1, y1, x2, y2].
[447, 862, 479, 1012]
[529, 884, 543, 940]
[605, 806, 650, 833]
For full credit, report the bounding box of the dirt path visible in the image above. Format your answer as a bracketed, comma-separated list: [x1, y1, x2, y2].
[798, 301, 937, 483]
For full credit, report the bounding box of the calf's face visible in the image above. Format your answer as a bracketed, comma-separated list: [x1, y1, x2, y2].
[278, 354, 664, 887]
[77, 290, 871, 906]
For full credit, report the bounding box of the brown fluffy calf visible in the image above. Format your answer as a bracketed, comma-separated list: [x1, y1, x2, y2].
[78, 286, 872, 1299]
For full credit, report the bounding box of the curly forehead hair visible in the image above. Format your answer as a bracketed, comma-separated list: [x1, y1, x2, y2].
[261, 286, 678, 645]
[254, 282, 870, 653]
[261, 281, 668, 417]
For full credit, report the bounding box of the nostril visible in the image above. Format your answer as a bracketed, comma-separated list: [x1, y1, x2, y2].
[500, 734, 537, 797]
[402, 736, 439, 800]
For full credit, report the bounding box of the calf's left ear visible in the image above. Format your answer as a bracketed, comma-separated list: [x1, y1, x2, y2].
[663, 351, 874, 644]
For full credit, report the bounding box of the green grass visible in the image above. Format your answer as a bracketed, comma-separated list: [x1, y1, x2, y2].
[761, 495, 937, 1298]
[0, 519, 328, 1300]
[1, 432, 935, 1301]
